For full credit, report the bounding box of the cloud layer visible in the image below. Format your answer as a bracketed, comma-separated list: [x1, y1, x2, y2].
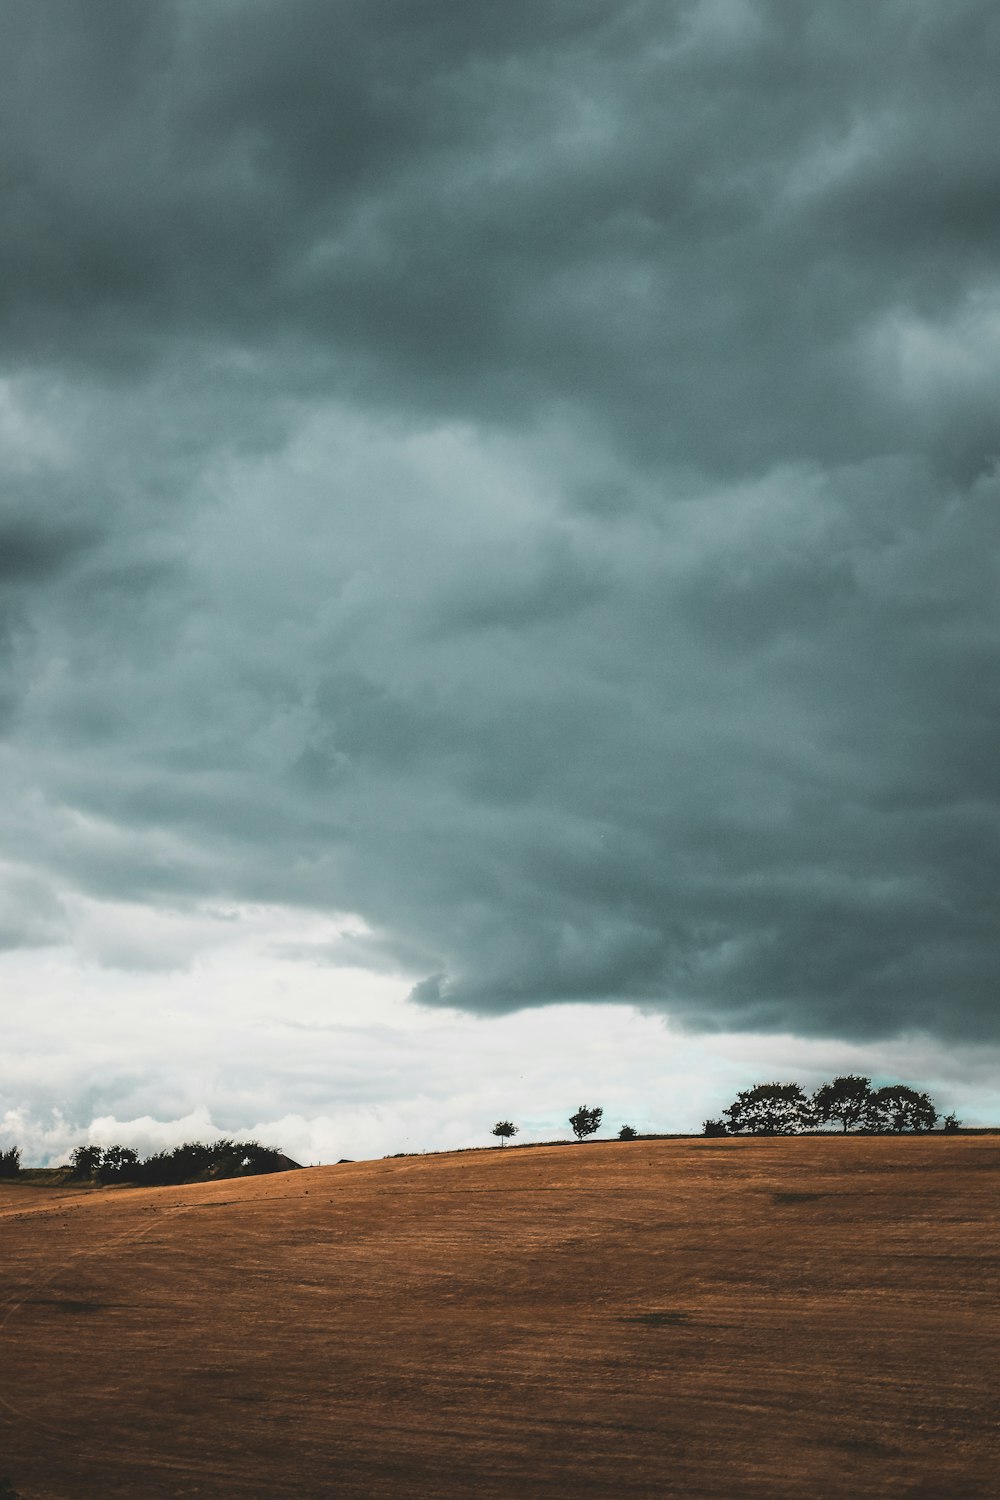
[2, 1, 998, 1073]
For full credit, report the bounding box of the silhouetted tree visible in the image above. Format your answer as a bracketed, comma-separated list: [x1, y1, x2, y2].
[236, 1142, 284, 1175]
[812, 1075, 873, 1133]
[70, 1144, 102, 1179]
[491, 1121, 518, 1147]
[0, 1147, 20, 1178]
[724, 1083, 813, 1136]
[702, 1119, 728, 1137]
[99, 1145, 140, 1183]
[867, 1085, 938, 1133]
[569, 1105, 603, 1141]
[618, 1125, 638, 1141]
[172, 1141, 218, 1177]
[942, 1112, 961, 1133]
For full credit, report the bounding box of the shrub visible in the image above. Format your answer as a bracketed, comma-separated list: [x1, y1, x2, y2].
[702, 1119, 728, 1137]
[942, 1113, 961, 1133]
[0, 1147, 21, 1179]
[618, 1125, 638, 1141]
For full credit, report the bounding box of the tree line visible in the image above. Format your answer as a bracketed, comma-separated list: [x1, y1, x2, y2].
[0, 1139, 288, 1184]
[704, 1076, 959, 1137]
[490, 1080, 961, 1147]
[68, 1139, 286, 1185]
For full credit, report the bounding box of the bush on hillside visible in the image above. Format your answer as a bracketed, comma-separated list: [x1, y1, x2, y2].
[618, 1125, 638, 1140]
[702, 1119, 728, 1137]
[0, 1147, 21, 1178]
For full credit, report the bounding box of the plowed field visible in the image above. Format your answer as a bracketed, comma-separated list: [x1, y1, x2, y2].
[1, 1136, 997, 1499]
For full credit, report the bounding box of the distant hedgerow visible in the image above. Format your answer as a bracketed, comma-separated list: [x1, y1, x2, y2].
[69, 1140, 287, 1186]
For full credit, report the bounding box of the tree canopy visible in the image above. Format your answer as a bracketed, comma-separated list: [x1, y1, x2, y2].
[569, 1105, 603, 1140]
[724, 1083, 813, 1135]
[69, 1140, 288, 1186]
[719, 1077, 945, 1135]
[812, 1075, 874, 1133]
[868, 1085, 938, 1134]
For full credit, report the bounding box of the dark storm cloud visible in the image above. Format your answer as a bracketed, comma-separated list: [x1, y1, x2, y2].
[5, 1, 1000, 470]
[0, 514, 97, 583]
[2, 1, 999, 1042]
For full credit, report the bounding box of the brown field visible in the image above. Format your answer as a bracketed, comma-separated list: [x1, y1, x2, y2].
[1, 1136, 998, 1500]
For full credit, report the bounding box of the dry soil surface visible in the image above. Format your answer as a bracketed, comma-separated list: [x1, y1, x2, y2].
[1, 1136, 998, 1499]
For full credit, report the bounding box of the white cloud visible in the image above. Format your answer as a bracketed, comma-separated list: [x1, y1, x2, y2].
[2, 897, 995, 1166]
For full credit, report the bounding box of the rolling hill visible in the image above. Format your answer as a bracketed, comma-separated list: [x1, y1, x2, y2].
[1, 1135, 997, 1498]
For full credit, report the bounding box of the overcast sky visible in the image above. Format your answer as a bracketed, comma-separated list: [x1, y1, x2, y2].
[3, 1, 999, 1164]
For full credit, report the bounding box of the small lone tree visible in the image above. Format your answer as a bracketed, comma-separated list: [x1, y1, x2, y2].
[618, 1125, 638, 1141]
[0, 1147, 20, 1179]
[942, 1112, 961, 1133]
[812, 1075, 873, 1133]
[867, 1085, 938, 1133]
[724, 1083, 813, 1136]
[491, 1121, 518, 1147]
[702, 1119, 728, 1137]
[569, 1105, 603, 1141]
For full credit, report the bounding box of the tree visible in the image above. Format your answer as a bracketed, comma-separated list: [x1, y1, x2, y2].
[99, 1145, 140, 1182]
[0, 1147, 20, 1179]
[942, 1112, 961, 1133]
[70, 1144, 103, 1179]
[867, 1085, 938, 1134]
[812, 1075, 873, 1133]
[723, 1083, 813, 1136]
[569, 1105, 603, 1141]
[618, 1125, 638, 1141]
[491, 1121, 518, 1147]
[702, 1119, 728, 1137]
[236, 1142, 284, 1175]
